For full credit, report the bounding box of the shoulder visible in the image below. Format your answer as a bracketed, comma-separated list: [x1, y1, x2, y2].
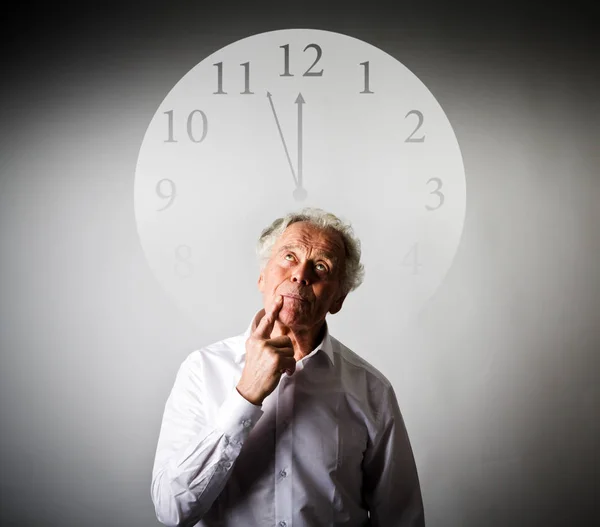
[331, 336, 396, 422]
[167, 333, 245, 408]
[176, 332, 245, 382]
[333, 336, 393, 389]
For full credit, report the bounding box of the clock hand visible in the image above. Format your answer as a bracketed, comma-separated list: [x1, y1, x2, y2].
[295, 93, 305, 189]
[266, 91, 298, 187]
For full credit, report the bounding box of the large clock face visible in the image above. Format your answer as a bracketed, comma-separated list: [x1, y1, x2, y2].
[134, 28, 466, 340]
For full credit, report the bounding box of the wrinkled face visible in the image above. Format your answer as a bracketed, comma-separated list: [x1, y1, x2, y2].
[258, 221, 348, 331]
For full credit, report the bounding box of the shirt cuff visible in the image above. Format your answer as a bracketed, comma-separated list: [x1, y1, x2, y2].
[214, 386, 264, 445]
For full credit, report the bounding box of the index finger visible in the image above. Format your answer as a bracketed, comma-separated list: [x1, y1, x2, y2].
[254, 295, 283, 339]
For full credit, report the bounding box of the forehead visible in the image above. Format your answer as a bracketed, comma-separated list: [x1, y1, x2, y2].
[275, 221, 345, 257]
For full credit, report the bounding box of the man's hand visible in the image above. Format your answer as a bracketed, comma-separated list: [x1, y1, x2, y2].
[236, 295, 296, 406]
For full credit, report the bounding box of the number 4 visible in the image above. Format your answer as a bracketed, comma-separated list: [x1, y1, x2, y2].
[402, 243, 422, 275]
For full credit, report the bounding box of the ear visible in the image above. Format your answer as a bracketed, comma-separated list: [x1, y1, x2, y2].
[257, 272, 264, 293]
[329, 293, 347, 315]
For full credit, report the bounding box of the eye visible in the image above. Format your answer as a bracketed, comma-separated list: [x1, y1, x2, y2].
[284, 253, 328, 272]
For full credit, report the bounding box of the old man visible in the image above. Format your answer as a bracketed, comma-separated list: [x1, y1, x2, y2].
[151, 207, 425, 526]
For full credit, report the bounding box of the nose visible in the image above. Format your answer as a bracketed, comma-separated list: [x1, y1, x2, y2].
[291, 261, 315, 286]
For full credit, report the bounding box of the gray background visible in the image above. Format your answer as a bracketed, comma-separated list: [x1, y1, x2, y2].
[1, 2, 598, 526]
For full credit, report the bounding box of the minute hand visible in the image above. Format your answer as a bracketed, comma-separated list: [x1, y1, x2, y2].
[267, 91, 297, 187]
[295, 93, 305, 189]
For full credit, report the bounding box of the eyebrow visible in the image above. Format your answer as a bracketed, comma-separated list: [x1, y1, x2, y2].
[278, 244, 338, 264]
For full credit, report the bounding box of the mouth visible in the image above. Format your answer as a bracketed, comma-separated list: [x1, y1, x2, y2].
[283, 294, 308, 302]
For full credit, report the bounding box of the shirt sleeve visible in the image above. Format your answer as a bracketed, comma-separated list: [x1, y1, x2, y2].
[150, 354, 264, 527]
[362, 384, 426, 526]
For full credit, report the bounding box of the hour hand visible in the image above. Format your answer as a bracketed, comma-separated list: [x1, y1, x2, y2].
[295, 93, 305, 190]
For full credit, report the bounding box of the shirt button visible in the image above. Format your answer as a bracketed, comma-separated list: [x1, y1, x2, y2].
[242, 419, 252, 428]
[224, 461, 232, 468]
[279, 469, 287, 478]
[279, 522, 287, 527]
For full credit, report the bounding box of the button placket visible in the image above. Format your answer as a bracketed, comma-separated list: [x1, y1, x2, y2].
[274, 372, 294, 527]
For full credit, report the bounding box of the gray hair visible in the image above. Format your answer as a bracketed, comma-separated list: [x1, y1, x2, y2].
[256, 207, 365, 296]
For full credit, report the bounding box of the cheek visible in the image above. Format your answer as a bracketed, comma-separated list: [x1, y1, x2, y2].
[270, 266, 288, 280]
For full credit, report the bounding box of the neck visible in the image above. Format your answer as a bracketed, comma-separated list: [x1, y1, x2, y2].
[272, 319, 326, 361]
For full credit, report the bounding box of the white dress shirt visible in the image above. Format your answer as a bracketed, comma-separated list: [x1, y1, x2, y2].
[151, 309, 425, 527]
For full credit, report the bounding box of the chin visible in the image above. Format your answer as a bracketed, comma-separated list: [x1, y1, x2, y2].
[281, 310, 312, 327]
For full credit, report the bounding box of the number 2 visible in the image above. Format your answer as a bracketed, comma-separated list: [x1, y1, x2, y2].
[405, 110, 425, 143]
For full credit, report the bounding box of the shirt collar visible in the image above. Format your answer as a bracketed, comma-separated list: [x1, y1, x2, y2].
[241, 308, 334, 366]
